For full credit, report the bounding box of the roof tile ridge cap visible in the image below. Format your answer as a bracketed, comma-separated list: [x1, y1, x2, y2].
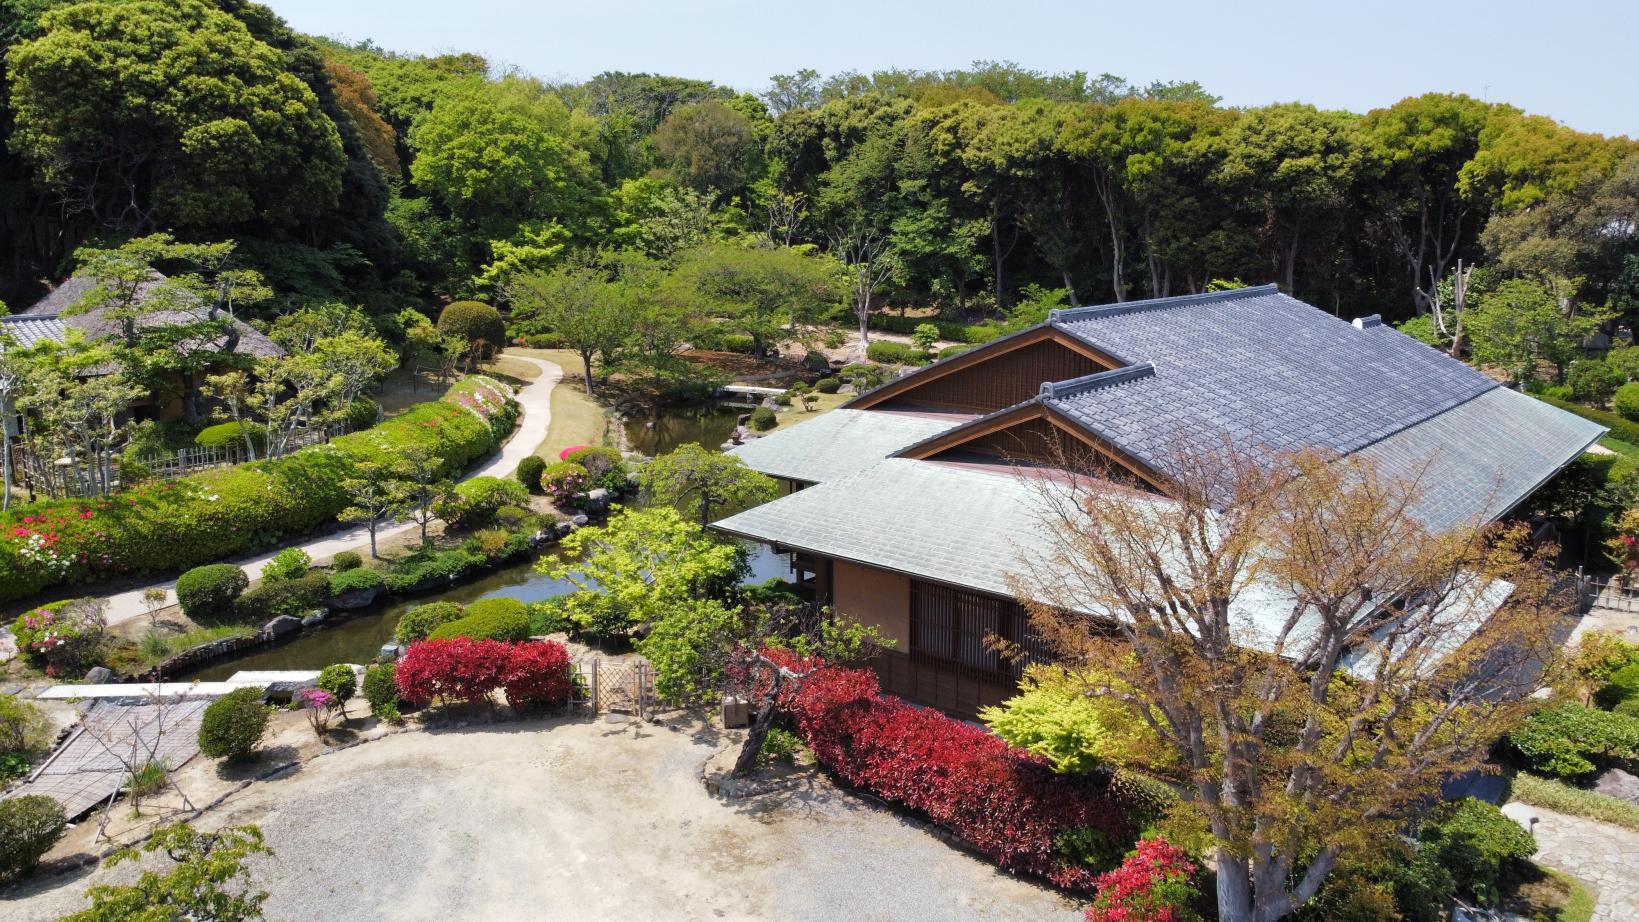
[1048, 284, 1279, 323]
[1040, 361, 1157, 399]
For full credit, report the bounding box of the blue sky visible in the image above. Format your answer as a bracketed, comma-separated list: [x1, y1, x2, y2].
[262, 0, 1635, 137]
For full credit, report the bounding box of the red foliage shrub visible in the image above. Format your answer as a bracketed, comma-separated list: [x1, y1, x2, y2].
[395, 637, 574, 711]
[786, 664, 1139, 891]
[394, 637, 511, 705]
[1084, 837, 1200, 922]
[503, 640, 574, 711]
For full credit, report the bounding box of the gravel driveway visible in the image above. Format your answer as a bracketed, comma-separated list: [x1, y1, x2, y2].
[6, 715, 1082, 921]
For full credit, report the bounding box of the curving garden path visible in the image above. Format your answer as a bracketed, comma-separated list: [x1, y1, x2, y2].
[92, 354, 564, 629]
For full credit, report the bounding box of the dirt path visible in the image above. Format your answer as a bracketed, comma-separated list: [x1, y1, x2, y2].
[5, 716, 1081, 921]
[90, 354, 563, 629]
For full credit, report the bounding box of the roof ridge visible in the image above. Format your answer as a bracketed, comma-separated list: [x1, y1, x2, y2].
[1039, 361, 1156, 399]
[0, 313, 60, 321]
[1049, 284, 1280, 324]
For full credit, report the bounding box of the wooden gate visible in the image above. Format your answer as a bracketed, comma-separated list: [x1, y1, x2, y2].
[579, 659, 654, 719]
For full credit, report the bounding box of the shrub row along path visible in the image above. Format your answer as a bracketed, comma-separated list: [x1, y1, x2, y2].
[92, 354, 564, 630]
[1516, 802, 1639, 921]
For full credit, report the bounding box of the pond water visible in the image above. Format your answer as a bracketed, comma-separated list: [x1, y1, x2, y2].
[622, 403, 745, 456]
[182, 539, 792, 681]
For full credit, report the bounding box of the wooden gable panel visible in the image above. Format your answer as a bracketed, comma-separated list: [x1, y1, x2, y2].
[851, 328, 1114, 414]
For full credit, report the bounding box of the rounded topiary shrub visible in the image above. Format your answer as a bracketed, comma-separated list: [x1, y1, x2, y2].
[362, 662, 399, 718]
[194, 421, 266, 451]
[331, 551, 363, 572]
[540, 461, 589, 503]
[175, 564, 249, 620]
[317, 664, 357, 713]
[234, 572, 330, 621]
[516, 454, 546, 493]
[749, 407, 777, 431]
[437, 301, 506, 348]
[0, 794, 65, 882]
[1615, 382, 1639, 422]
[937, 344, 972, 361]
[814, 377, 841, 394]
[329, 567, 383, 595]
[865, 340, 927, 366]
[197, 687, 270, 761]
[262, 547, 312, 583]
[345, 397, 380, 432]
[428, 597, 530, 642]
[394, 601, 465, 646]
[564, 446, 626, 491]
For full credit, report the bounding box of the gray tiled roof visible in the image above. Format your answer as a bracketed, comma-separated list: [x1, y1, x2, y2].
[726, 408, 967, 483]
[1355, 387, 1605, 531]
[1045, 285, 1500, 473]
[0, 315, 68, 351]
[18, 272, 284, 360]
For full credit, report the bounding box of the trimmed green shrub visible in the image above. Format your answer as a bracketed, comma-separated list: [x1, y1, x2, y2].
[362, 662, 399, 718]
[437, 300, 506, 348]
[814, 377, 841, 394]
[0, 794, 65, 882]
[1508, 702, 1639, 777]
[773, 393, 792, 406]
[262, 547, 312, 583]
[1569, 359, 1620, 405]
[317, 664, 357, 712]
[344, 396, 380, 431]
[516, 455, 546, 492]
[194, 421, 265, 451]
[174, 564, 249, 620]
[394, 601, 465, 645]
[1617, 382, 1639, 422]
[0, 379, 507, 605]
[865, 339, 929, 366]
[937, 344, 973, 361]
[866, 313, 1003, 344]
[382, 549, 485, 593]
[540, 461, 588, 503]
[565, 446, 626, 491]
[494, 504, 533, 529]
[197, 687, 270, 761]
[328, 568, 383, 595]
[331, 551, 363, 572]
[1595, 661, 1639, 710]
[839, 362, 888, 390]
[438, 476, 529, 531]
[749, 407, 777, 431]
[1415, 798, 1536, 906]
[235, 572, 330, 620]
[427, 597, 530, 642]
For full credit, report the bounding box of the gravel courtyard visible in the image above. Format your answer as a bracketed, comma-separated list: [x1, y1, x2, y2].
[4, 715, 1081, 921]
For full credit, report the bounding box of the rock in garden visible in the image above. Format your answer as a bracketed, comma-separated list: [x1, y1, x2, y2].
[263, 615, 303, 639]
[571, 514, 589, 527]
[82, 666, 112, 684]
[378, 643, 401, 660]
[300, 611, 327, 629]
[1593, 767, 1639, 802]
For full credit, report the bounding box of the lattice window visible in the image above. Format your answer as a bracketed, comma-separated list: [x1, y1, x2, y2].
[910, 580, 1048, 676]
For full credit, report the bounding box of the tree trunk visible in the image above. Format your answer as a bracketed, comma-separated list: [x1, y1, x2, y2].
[733, 696, 779, 776]
[1216, 853, 1254, 922]
[581, 350, 595, 395]
[368, 525, 378, 560]
[990, 202, 1007, 309]
[1062, 270, 1079, 307]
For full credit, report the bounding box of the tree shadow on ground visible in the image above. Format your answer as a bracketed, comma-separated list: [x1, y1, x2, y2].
[213, 744, 302, 782]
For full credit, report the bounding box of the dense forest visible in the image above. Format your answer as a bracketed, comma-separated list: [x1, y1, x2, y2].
[1, 0, 1636, 357]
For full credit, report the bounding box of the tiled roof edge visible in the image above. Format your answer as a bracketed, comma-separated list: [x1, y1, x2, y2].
[1039, 361, 1156, 399]
[1048, 283, 1280, 324]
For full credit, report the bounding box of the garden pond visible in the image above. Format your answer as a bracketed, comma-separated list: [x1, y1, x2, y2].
[622, 402, 746, 456]
[180, 539, 791, 680]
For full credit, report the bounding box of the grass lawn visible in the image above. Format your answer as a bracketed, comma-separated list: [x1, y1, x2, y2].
[509, 348, 614, 459]
[1512, 771, 1639, 833]
[769, 391, 850, 432]
[1600, 435, 1639, 458]
[375, 354, 541, 418]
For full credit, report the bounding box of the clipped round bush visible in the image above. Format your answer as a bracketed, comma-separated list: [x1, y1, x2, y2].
[175, 564, 249, 621]
[749, 407, 777, 431]
[194, 421, 266, 451]
[428, 597, 531, 642]
[329, 567, 384, 595]
[197, 687, 270, 761]
[317, 664, 358, 712]
[235, 571, 330, 621]
[865, 340, 928, 366]
[262, 547, 312, 583]
[1569, 358, 1620, 405]
[814, 377, 841, 394]
[937, 344, 972, 361]
[363, 662, 399, 718]
[839, 362, 888, 390]
[773, 393, 792, 406]
[1594, 661, 1639, 710]
[502, 640, 573, 712]
[564, 446, 626, 491]
[1615, 381, 1639, 422]
[1415, 798, 1537, 904]
[345, 396, 380, 432]
[516, 454, 546, 493]
[437, 300, 506, 348]
[0, 794, 65, 882]
[331, 551, 363, 572]
[540, 461, 589, 503]
[394, 602, 465, 646]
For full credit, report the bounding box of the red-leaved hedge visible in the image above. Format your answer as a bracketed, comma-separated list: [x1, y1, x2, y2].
[782, 659, 1140, 891]
[395, 637, 573, 711]
[1084, 837, 1200, 922]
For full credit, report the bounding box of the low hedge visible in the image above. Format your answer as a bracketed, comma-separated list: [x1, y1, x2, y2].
[0, 378, 511, 604]
[865, 339, 930, 366]
[783, 656, 1139, 890]
[383, 549, 485, 593]
[866, 313, 1003, 344]
[194, 421, 266, 451]
[395, 637, 571, 710]
[428, 597, 531, 642]
[175, 564, 249, 620]
[235, 572, 330, 621]
[1532, 393, 1639, 445]
[1508, 702, 1639, 777]
[328, 567, 384, 595]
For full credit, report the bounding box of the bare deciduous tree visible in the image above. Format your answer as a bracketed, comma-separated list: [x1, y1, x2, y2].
[830, 224, 896, 357]
[1012, 443, 1568, 922]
